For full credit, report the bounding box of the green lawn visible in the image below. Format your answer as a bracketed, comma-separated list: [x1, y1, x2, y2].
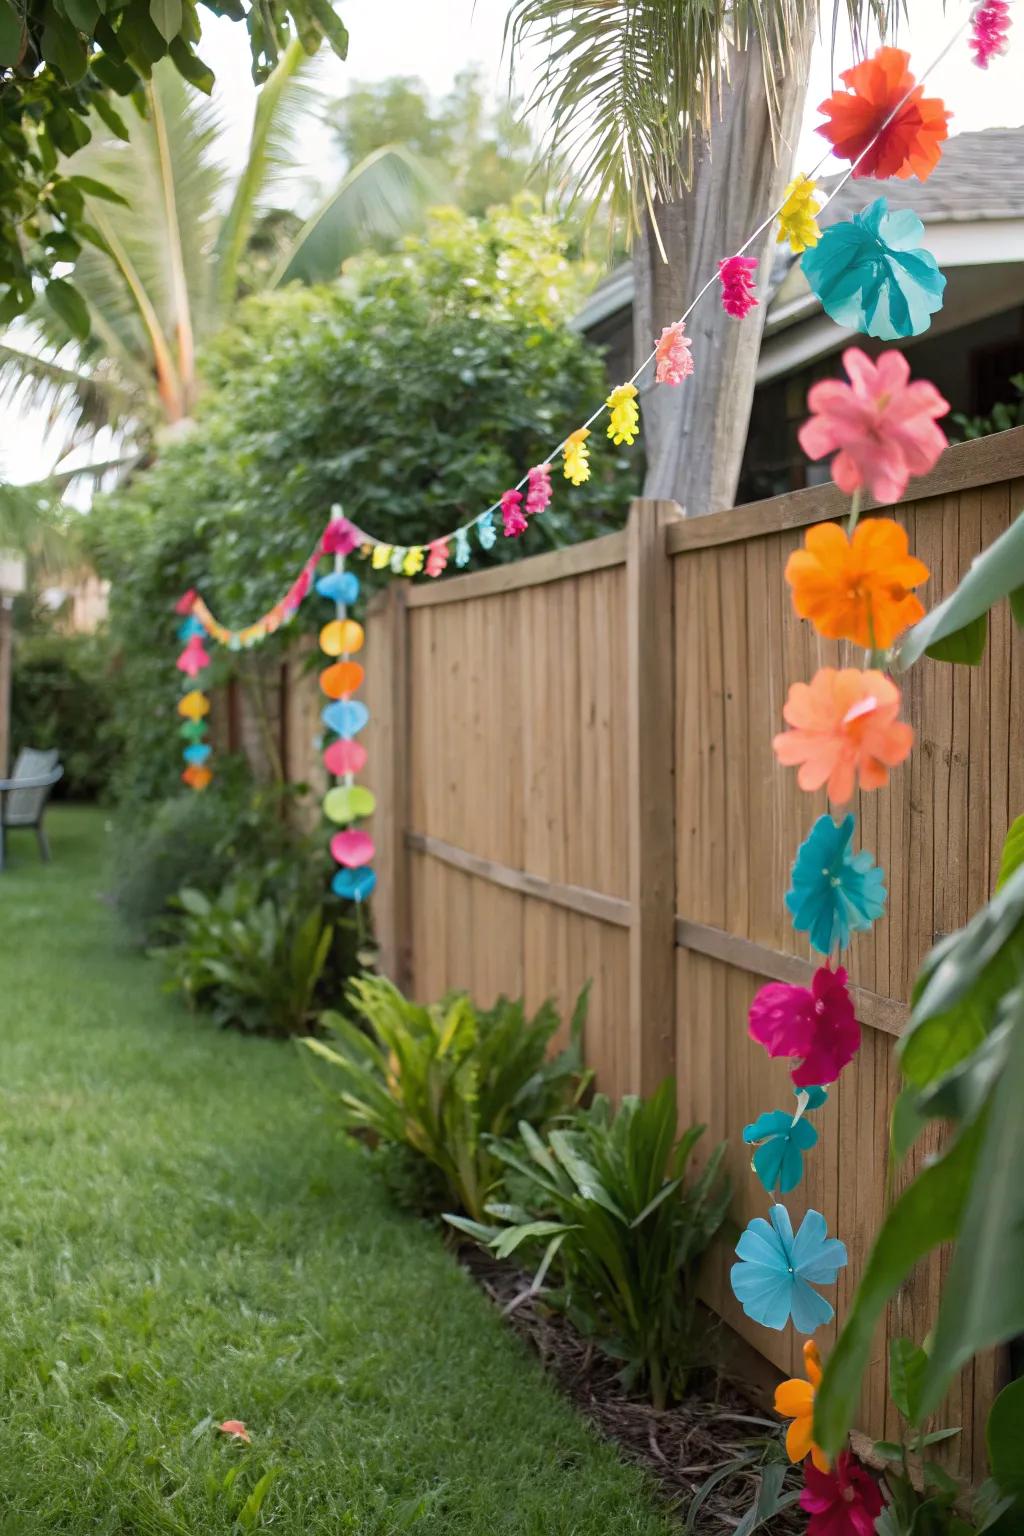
[0, 807, 671, 1535]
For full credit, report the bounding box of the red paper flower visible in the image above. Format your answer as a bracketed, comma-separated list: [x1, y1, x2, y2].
[526, 463, 553, 516]
[816, 47, 950, 182]
[748, 966, 860, 1087]
[322, 517, 358, 555]
[718, 255, 759, 318]
[425, 539, 449, 578]
[501, 488, 528, 538]
[800, 1452, 883, 1536]
[971, 2, 1012, 67]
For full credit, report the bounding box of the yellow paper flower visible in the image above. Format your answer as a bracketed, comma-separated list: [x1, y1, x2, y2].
[775, 1340, 831, 1472]
[562, 427, 591, 485]
[371, 543, 393, 570]
[606, 382, 640, 446]
[402, 546, 425, 576]
[777, 175, 822, 254]
[177, 689, 210, 721]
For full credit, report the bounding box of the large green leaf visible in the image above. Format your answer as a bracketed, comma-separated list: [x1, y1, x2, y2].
[996, 814, 1024, 891]
[0, 0, 23, 67]
[897, 511, 1024, 670]
[918, 991, 1024, 1416]
[813, 1121, 982, 1456]
[44, 278, 90, 340]
[987, 1379, 1024, 1501]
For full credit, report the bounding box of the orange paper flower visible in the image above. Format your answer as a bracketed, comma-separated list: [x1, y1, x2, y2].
[774, 668, 912, 805]
[182, 764, 213, 792]
[785, 519, 929, 649]
[775, 1340, 830, 1473]
[817, 47, 950, 182]
[217, 1419, 251, 1443]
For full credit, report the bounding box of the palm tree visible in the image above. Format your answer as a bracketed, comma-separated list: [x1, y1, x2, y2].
[0, 44, 440, 484]
[505, 2, 906, 517]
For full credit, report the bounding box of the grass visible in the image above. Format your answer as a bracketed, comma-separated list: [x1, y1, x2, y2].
[0, 807, 673, 1536]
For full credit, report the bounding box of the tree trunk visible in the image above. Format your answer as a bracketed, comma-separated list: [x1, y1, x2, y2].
[635, 27, 815, 517]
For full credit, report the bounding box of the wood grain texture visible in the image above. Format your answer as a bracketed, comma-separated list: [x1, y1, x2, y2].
[405, 529, 627, 607]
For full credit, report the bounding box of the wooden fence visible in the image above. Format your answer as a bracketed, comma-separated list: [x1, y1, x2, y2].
[296, 427, 1024, 1475]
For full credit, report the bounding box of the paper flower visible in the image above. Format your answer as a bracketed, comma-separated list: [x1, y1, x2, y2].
[654, 320, 694, 385]
[749, 967, 860, 1086]
[501, 488, 528, 538]
[174, 588, 197, 615]
[285, 568, 312, 610]
[798, 347, 949, 503]
[178, 615, 205, 642]
[773, 668, 913, 805]
[971, 1, 1011, 67]
[177, 689, 210, 721]
[332, 866, 377, 901]
[390, 546, 407, 574]
[777, 175, 822, 254]
[776, 1340, 831, 1472]
[425, 539, 449, 578]
[182, 763, 212, 791]
[454, 528, 472, 567]
[476, 511, 496, 550]
[786, 814, 886, 955]
[217, 1420, 251, 1444]
[322, 517, 358, 556]
[801, 199, 945, 340]
[371, 544, 393, 571]
[402, 547, 424, 576]
[563, 427, 591, 485]
[316, 570, 360, 605]
[526, 463, 552, 516]
[800, 1453, 883, 1536]
[606, 382, 640, 446]
[816, 47, 950, 181]
[176, 636, 210, 678]
[742, 1108, 819, 1195]
[718, 255, 759, 318]
[730, 1205, 847, 1333]
[324, 738, 367, 776]
[785, 514, 930, 648]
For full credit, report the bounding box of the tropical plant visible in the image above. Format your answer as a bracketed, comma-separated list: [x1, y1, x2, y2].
[448, 1078, 731, 1408]
[301, 975, 591, 1220]
[155, 865, 339, 1035]
[0, 0, 350, 320]
[504, 2, 912, 517]
[953, 375, 1024, 442]
[0, 49, 439, 481]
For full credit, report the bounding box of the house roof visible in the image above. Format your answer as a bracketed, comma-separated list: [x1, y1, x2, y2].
[572, 126, 1024, 337]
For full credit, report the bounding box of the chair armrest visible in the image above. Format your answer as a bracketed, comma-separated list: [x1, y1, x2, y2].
[0, 767, 64, 791]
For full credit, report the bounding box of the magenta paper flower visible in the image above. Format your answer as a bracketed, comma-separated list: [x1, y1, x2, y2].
[748, 965, 860, 1086]
[526, 463, 553, 515]
[322, 517, 359, 555]
[501, 488, 528, 538]
[718, 255, 759, 318]
[655, 320, 694, 384]
[970, 1, 1011, 67]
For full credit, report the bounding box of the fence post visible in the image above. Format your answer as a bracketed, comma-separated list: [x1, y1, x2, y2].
[373, 582, 412, 991]
[625, 498, 679, 1095]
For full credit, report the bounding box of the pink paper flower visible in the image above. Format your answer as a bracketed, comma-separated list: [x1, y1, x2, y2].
[773, 668, 913, 805]
[174, 588, 197, 615]
[970, 1, 1011, 67]
[655, 320, 695, 385]
[425, 539, 449, 578]
[798, 347, 948, 503]
[285, 568, 312, 610]
[526, 463, 553, 516]
[217, 1420, 251, 1444]
[501, 488, 528, 538]
[748, 966, 860, 1087]
[176, 636, 210, 677]
[322, 517, 359, 555]
[718, 255, 759, 318]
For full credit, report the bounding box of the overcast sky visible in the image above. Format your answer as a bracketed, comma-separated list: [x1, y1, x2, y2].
[2, 0, 1021, 485]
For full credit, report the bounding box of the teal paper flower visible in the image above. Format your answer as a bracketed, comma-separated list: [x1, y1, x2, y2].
[454, 528, 472, 567]
[730, 1204, 847, 1333]
[801, 198, 945, 340]
[743, 1087, 829, 1194]
[786, 814, 886, 955]
[476, 511, 496, 551]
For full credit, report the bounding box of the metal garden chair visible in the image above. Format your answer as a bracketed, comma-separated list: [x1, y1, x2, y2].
[0, 748, 64, 870]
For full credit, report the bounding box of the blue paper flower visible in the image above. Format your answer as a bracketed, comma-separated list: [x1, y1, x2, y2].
[454, 528, 472, 567]
[476, 511, 496, 551]
[730, 1205, 847, 1333]
[801, 198, 945, 340]
[316, 570, 360, 605]
[743, 1112, 818, 1195]
[332, 866, 376, 901]
[786, 814, 886, 956]
[178, 616, 206, 642]
[322, 700, 369, 738]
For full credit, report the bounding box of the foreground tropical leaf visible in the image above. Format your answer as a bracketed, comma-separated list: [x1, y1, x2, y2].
[897, 510, 1024, 670]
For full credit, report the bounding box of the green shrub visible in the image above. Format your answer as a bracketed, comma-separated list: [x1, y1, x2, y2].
[302, 975, 590, 1220]
[154, 868, 341, 1036]
[10, 631, 118, 799]
[449, 1078, 730, 1408]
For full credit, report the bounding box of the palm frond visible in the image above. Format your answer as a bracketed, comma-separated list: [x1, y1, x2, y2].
[504, 0, 909, 231]
[271, 144, 447, 288]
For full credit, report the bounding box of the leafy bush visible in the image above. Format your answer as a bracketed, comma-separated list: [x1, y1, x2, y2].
[952, 374, 1024, 440]
[10, 632, 118, 800]
[154, 868, 339, 1036]
[302, 975, 590, 1220]
[449, 1078, 730, 1408]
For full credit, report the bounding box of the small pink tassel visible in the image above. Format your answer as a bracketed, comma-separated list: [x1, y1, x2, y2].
[718, 255, 759, 319]
[425, 539, 449, 578]
[501, 488, 528, 538]
[970, 0, 1011, 65]
[525, 464, 552, 516]
[655, 320, 695, 385]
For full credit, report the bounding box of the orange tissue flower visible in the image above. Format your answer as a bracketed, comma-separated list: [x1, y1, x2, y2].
[774, 668, 913, 805]
[817, 47, 950, 182]
[217, 1419, 251, 1443]
[785, 519, 929, 649]
[775, 1340, 831, 1473]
